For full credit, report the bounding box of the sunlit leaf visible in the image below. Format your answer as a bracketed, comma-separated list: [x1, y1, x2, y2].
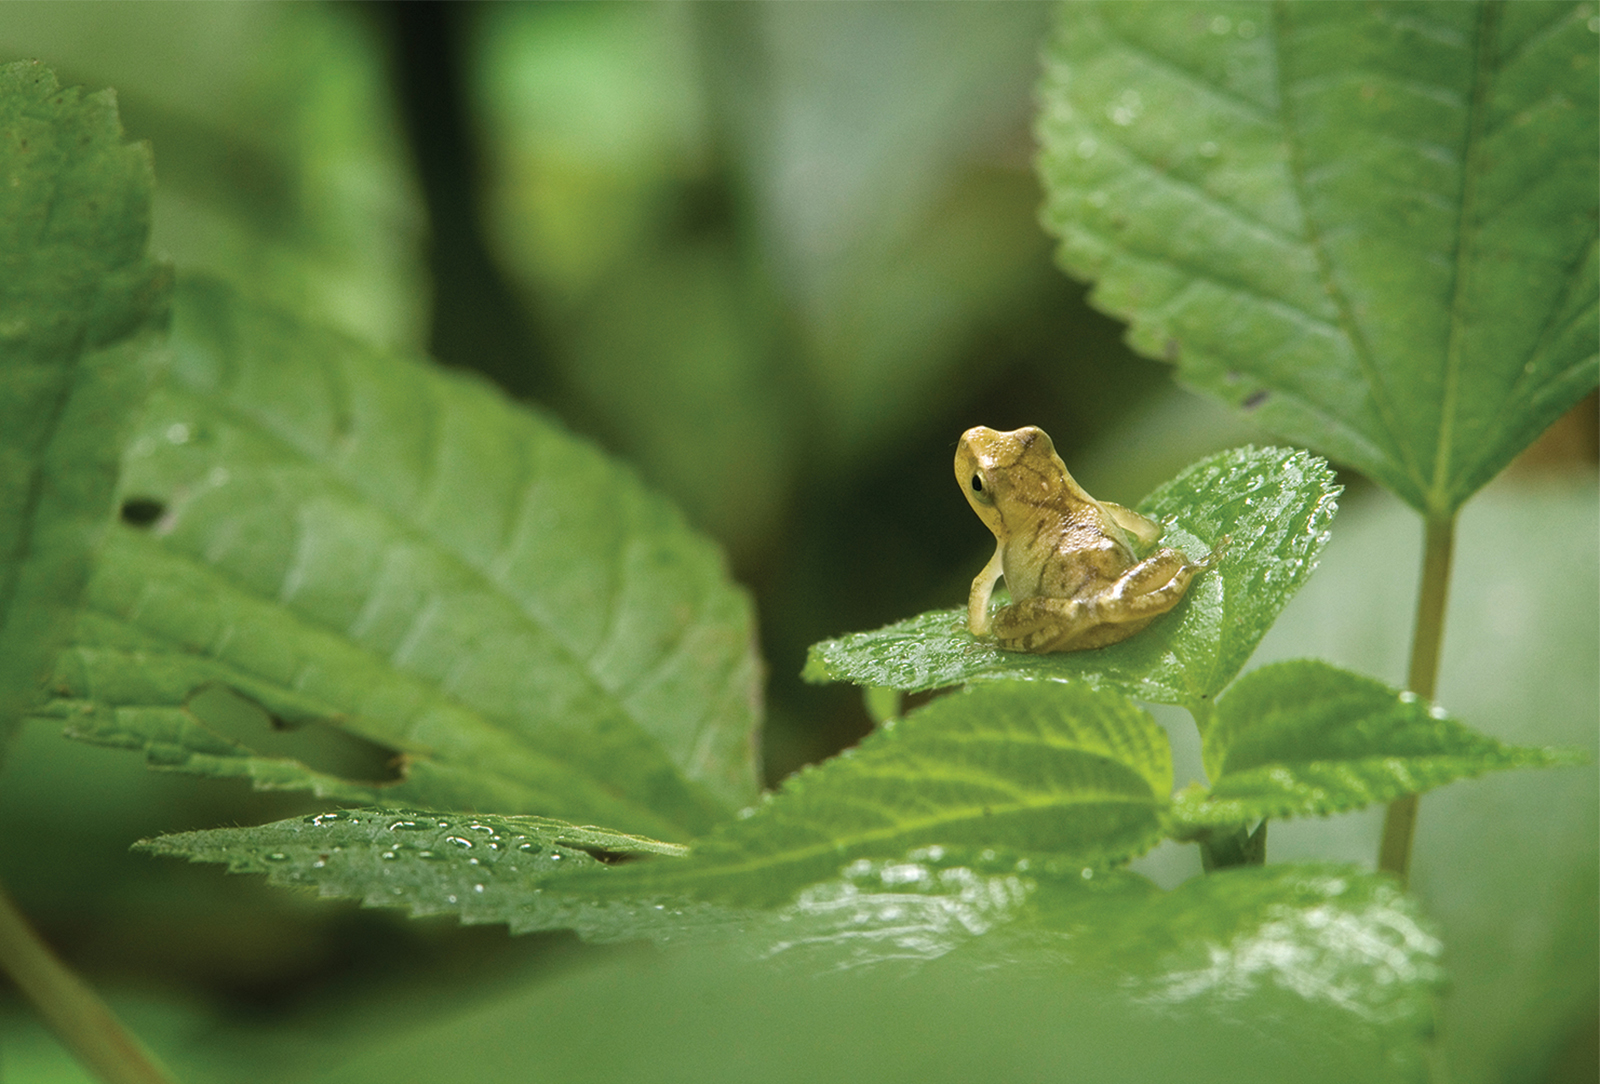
[0, 61, 168, 760]
[804, 446, 1336, 710]
[1171, 659, 1582, 828]
[1037, 2, 1598, 515]
[39, 277, 762, 840]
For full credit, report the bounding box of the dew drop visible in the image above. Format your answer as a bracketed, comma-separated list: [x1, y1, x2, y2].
[445, 836, 473, 849]
[381, 851, 398, 860]
[473, 884, 485, 894]
[1076, 137, 1098, 158]
[447, 894, 458, 904]
[264, 852, 289, 863]
[1198, 141, 1219, 158]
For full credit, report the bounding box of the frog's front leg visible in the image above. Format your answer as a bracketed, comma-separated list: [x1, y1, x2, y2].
[967, 545, 1005, 636]
[991, 547, 1217, 653]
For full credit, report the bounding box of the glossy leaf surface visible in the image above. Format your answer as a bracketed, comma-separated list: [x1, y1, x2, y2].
[135, 808, 704, 940]
[146, 807, 1441, 1083]
[804, 446, 1336, 710]
[1037, 2, 1598, 514]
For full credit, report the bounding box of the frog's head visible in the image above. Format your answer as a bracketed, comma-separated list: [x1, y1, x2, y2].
[955, 425, 1070, 536]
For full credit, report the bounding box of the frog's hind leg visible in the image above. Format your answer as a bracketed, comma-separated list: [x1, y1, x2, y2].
[992, 547, 1210, 653]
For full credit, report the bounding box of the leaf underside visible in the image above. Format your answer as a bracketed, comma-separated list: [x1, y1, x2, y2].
[1037, 1, 1598, 515]
[804, 446, 1337, 710]
[40, 278, 762, 841]
[0, 61, 170, 761]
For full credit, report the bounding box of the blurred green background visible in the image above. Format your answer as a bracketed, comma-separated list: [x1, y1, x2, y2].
[0, 3, 1593, 1082]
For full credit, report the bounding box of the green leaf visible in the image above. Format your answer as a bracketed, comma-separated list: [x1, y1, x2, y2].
[1172, 659, 1580, 828]
[580, 682, 1173, 908]
[804, 446, 1337, 710]
[1018, 863, 1442, 1065]
[0, 3, 430, 349]
[287, 863, 1438, 1084]
[1037, 2, 1599, 516]
[133, 807, 717, 941]
[0, 61, 169, 760]
[40, 277, 762, 840]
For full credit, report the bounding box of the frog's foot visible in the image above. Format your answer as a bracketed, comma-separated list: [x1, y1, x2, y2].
[991, 545, 1206, 653]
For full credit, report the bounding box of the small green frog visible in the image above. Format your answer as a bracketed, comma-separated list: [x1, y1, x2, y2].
[955, 425, 1222, 653]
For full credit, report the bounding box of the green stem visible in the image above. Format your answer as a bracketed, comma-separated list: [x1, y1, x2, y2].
[1199, 820, 1268, 872]
[0, 879, 179, 1084]
[1378, 513, 1456, 885]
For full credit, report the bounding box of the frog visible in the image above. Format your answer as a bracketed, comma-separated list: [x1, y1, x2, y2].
[954, 425, 1223, 653]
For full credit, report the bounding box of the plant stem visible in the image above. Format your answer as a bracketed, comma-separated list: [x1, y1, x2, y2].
[1378, 513, 1456, 885]
[0, 879, 179, 1084]
[1199, 820, 1268, 872]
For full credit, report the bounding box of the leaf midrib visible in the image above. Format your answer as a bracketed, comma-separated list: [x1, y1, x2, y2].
[1430, 1, 1499, 516]
[667, 788, 1166, 893]
[1271, 1, 1429, 501]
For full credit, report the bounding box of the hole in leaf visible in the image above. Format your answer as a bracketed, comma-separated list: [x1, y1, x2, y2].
[119, 497, 166, 527]
[185, 685, 403, 784]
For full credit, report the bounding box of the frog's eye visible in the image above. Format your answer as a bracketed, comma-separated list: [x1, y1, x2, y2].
[969, 473, 993, 503]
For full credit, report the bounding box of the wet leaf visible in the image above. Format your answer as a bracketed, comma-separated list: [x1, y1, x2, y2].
[134, 807, 718, 941]
[804, 446, 1337, 710]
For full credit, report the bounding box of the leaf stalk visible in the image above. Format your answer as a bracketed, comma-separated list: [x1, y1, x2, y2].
[1379, 513, 1457, 884]
[0, 879, 179, 1084]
